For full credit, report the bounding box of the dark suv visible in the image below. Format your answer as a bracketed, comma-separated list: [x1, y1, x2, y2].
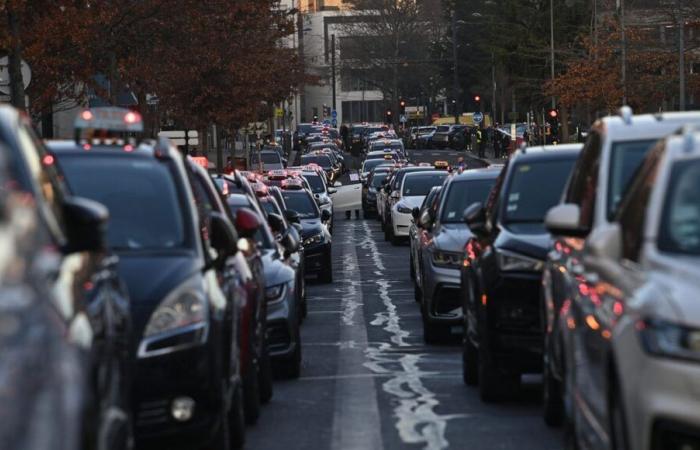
[48, 116, 245, 449]
[460, 144, 581, 402]
[1, 105, 133, 450]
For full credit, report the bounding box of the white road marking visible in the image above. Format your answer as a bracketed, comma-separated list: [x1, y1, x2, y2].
[331, 224, 383, 450]
[358, 221, 464, 450]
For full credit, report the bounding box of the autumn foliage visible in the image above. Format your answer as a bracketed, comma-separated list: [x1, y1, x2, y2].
[1, 0, 306, 130]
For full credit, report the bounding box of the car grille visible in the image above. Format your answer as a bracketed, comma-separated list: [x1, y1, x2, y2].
[136, 399, 169, 428]
[268, 323, 291, 351]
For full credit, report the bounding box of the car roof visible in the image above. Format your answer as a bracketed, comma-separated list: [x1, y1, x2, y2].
[510, 143, 583, 162]
[402, 170, 447, 179]
[595, 110, 700, 141]
[450, 166, 502, 181]
[46, 138, 179, 160]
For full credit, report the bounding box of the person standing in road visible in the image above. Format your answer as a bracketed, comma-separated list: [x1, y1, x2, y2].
[340, 123, 349, 150]
[523, 129, 530, 146]
[476, 127, 484, 158]
[493, 130, 502, 159]
[501, 132, 511, 159]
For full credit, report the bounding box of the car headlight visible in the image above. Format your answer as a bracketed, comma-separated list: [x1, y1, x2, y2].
[638, 318, 700, 362]
[432, 249, 462, 268]
[265, 283, 286, 302]
[139, 277, 208, 358]
[396, 203, 412, 214]
[303, 233, 324, 246]
[496, 249, 544, 272]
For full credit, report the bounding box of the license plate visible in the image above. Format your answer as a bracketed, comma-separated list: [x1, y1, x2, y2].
[450, 326, 463, 334]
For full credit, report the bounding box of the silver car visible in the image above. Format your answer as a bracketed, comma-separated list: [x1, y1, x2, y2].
[417, 167, 500, 343]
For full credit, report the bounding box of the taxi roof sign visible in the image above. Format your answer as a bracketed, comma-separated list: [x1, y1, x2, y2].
[190, 156, 208, 169]
[281, 178, 304, 190]
[434, 160, 449, 169]
[74, 107, 144, 133]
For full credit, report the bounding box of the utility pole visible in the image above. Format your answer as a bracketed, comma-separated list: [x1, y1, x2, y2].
[679, 0, 686, 110]
[550, 0, 556, 109]
[297, 10, 307, 122]
[620, 0, 627, 105]
[331, 34, 337, 113]
[451, 9, 459, 124]
[491, 53, 496, 126]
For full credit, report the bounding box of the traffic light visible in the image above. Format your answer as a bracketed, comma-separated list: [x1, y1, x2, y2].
[385, 109, 393, 123]
[546, 108, 559, 144]
[474, 95, 481, 103]
[399, 99, 406, 108]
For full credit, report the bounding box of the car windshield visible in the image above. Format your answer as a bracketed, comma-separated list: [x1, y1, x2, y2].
[301, 155, 332, 169]
[392, 169, 429, 190]
[607, 139, 657, 219]
[658, 161, 700, 255]
[402, 173, 447, 196]
[227, 199, 273, 249]
[58, 155, 188, 251]
[370, 172, 388, 188]
[503, 158, 577, 224]
[282, 191, 319, 218]
[250, 152, 281, 165]
[440, 178, 497, 223]
[362, 159, 389, 173]
[304, 173, 326, 193]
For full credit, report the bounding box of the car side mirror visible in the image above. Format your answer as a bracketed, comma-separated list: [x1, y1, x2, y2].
[586, 223, 622, 261]
[328, 188, 337, 195]
[463, 202, 487, 235]
[63, 196, 109, 253]
[321, 209, 332, 222]
[411, 207, 420, 220]
[545, 203, 585, 236]
[234, 207, 260, 239]
[267, 213, 285, 234]
[284, 209, 301, 224]
[209, 211, 238, 263]
[419, 209, 433, 231]
[282, 226, 301, 257]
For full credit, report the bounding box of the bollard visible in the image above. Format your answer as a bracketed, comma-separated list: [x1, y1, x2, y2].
[345, 210, 351, 220]
[355, 209, 360, 219]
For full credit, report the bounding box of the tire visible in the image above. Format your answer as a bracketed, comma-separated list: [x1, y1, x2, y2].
[421, 302, 443, 344]
[409, 253, 415, 279]
[542, 344, 564, 427]
[384, 223, 391, 241]
[258, 345, 274, 404]
[390, 228, 400, 246]
[243, 362, 261, 425]
[477, 343, 519, 402]
[229, 382, 246, 450]
[279, 328, 302, 379]
[462, 334, 478, 386]
[414, 282, 421, 303]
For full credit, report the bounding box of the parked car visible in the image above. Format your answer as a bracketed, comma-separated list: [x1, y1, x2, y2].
[540, 108, 700, 427]
[49, 123, 246, 449]
[460, 144, 582, 402]
[301, 168, 337, 233]
[409, 185, 443, 290]
[380, 166, 438, 234]
[414, 126, 438, 149]
[250, 149, 286, 172]
[362, 168, 391, 218]
[3, 105, 133, 450]
[432, 125, 466, 149]
[416, 167, 500, 343]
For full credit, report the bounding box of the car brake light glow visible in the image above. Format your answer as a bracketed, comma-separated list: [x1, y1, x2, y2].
[124, 111, 140, 124]
[42, 154, 55, 166]
[81, 110, 93, 121]
[124, 144, 134, 152]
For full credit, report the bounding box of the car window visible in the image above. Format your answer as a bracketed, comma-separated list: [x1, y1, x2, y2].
[301, 155, 332, 168]
[607, 139, 657, 219]
[658, 160, 700, 256]
[616, 142, 664, 261]
[303, 173, 326, 193]
[503, 158, 577, 225]
[440, 178, 497, 223]
[370, 172, 388, 188]
[402, 173, 447, 196]
[59, 155, 189, 251]
[361, 159, 387, 173]
[282, 191, 319, 218]
[567, 132, 602, 231]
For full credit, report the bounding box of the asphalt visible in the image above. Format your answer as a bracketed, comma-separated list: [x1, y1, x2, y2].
[245, 149, 562, 450]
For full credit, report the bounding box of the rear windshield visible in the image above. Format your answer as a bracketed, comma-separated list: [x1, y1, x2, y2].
[365, 152, 397, 161]
[58, 155, 189, 251]
[503, 158, 577, 224]
[301, 155, 332, 169]
[362, 159, 389, 173]
[251, 152, 281, 165]
[607, 139, 657, 219]
[282, 191, 320, 218]
[441, 178, 497, 223]
[370, 172, 388, 188]
[402, 173, 448, 196]
[303, 173, 326, 193]
[658, 161, 700, 255]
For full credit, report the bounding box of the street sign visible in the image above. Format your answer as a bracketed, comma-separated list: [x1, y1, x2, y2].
[399, 115, 407, 123]
[275, 107, 284, 118]
[473, 112, 484, 124]
[159, 130, 199, 146]
[331, 110, 337, 119]
[331, 118, 337, 127]
[0, 57, 32, 95]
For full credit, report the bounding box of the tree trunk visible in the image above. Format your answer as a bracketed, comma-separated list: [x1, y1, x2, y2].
[7, 6, 25, 110]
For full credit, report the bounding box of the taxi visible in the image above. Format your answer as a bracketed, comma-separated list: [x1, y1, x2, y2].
[434, 160, 450, 170]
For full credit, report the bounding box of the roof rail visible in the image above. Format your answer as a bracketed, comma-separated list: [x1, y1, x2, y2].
[619, 105, 633, 125]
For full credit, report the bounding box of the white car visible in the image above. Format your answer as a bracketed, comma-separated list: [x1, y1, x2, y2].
[548, 128, 700, 450]
[386, 170, 448, 245]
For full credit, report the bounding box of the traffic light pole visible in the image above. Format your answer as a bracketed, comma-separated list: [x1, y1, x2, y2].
[331, 34, 337, 113]
[452, 10, 459, 125]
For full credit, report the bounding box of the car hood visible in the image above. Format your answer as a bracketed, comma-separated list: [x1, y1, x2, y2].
[299, 219, 324, 239]
[434, 223, 472, 252]
[397, 196, 425, 209]
[497, 230, 551, 261]
[116, 251, 200, 330]
[261, 249, 294, 286]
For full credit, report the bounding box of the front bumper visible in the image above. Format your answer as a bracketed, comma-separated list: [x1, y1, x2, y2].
[392, 210, 412, 237]
[362, 193, 377, 212]
[616, 321, 700, 450]
[422, 262, 462, 326]
[483, 271, 542, 373]
[303, 241, 331, 275]
[266, 285, 299, 360]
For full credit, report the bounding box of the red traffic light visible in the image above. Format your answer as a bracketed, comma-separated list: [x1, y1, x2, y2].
[386, 110, 392, 116]
[474, 95, 481, 102]
[548, 109, 559, 119]
[400, 100, 406, 107]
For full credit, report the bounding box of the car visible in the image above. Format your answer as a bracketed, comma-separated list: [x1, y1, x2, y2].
[387, 170, 449, 245]
[48, 109, 246, 449]
[416, 126, 441, 148]
[301, 169, 337, 233]
[362, 168, 391, 218]
[415, 167, 500, 343]
[2, 105, 133, 450]
[186, 160, 271, 425]
[409, 185, 443, 287]
[360, 156, 397, 183]
[432, 124, 466, 149]
[280, 179, 333, 283]
[379, 166, 437, 231]
[226, 194, 303, 379]
[410, 126, 436, 148]
[300, 153, 339, 182]
[250, 149, 286, 172]
[540, 107, 700, 427]
[368, 138, 405, 156]
[460, 144, 582, 402]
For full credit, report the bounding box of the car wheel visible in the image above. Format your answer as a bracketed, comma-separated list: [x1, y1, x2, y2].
[462, 333, 478, 386]
[243, 359, 261, 425]
[229, 381, 246, 449]
[542, 338, 564, 427]
[409, 253, 415, 279]
[384, 223, 391, 241]
[279, 328, 302, 379]
[258, 343, 274, 404]
[477, 343, 519, 402]
[609, 377, 629, 450]
[421, 301, 443, 344]
[390, 230, 400, 246]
